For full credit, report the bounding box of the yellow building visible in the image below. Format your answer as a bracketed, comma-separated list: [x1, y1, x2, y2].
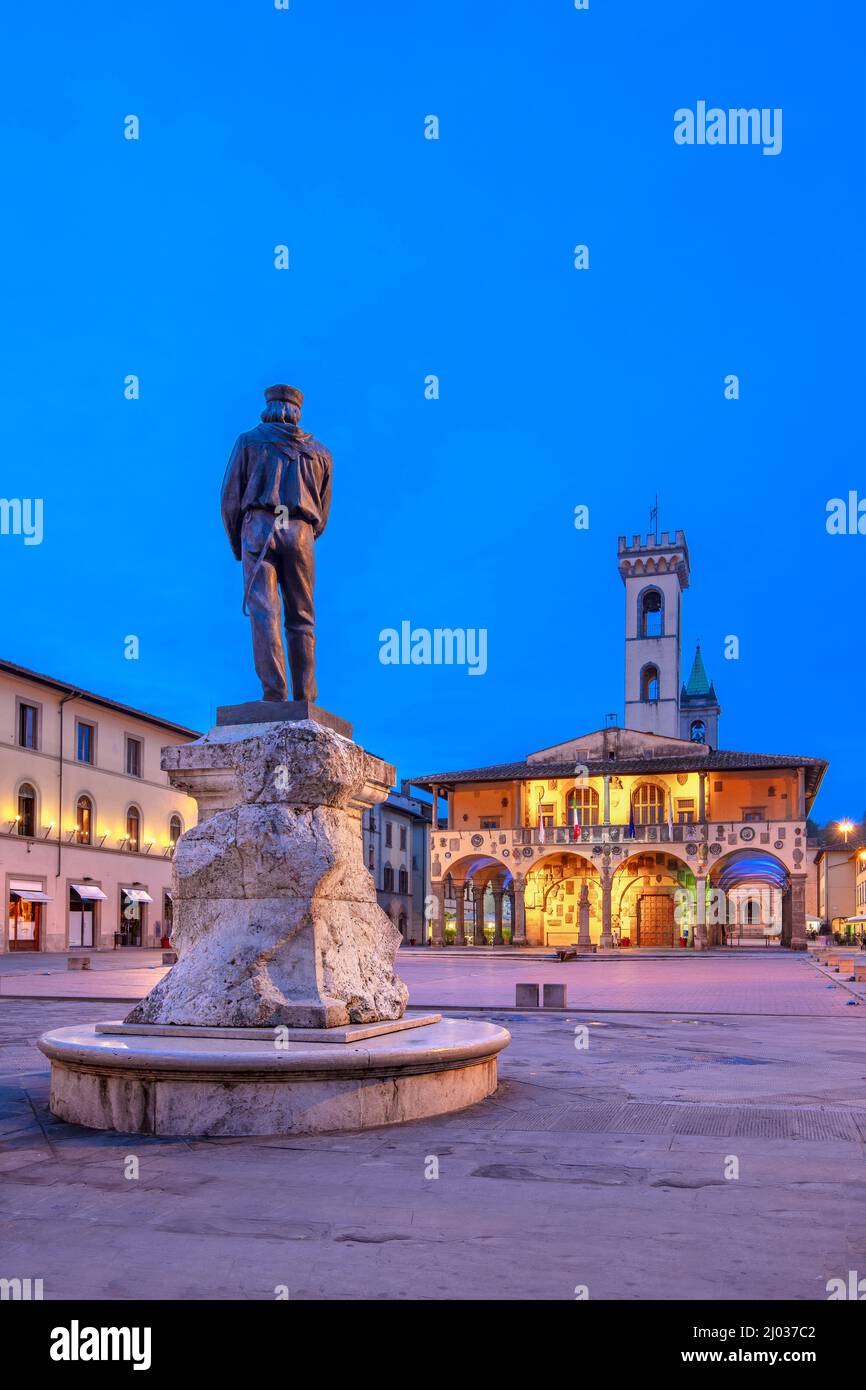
[0, 659, 198, 952]
[412, 531, 826, 951]
[814, 836, 864, 939]
[855, 849, 866, 938]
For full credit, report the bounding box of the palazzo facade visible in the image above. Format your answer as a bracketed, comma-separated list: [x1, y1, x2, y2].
[0, 659, 198, 952]
[411, 531, 825, 950]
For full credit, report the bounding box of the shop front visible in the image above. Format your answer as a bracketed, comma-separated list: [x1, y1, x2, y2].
[68, 881, 106, 948]
[118, 885, 153, 947]
[8, 880, 51, 952]
[162, 889, 174, 947]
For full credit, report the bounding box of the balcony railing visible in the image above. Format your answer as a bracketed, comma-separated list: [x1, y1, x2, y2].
[531, 822, 697, 845]
[432, 820, 801, 856]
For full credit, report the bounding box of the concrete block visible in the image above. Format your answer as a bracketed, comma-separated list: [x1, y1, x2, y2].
[162, 951, 178, 965]
[515, 983, 539, 1008]
[67, 956, 91, 971]
[543, 983, 567, 1008]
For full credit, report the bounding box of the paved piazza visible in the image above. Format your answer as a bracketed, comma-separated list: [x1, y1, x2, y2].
[2, 951, 865, 1300]
[3, 947, 865, 1015]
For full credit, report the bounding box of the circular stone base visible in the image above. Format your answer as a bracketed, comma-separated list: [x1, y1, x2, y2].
[37, 1018, 511, 1137]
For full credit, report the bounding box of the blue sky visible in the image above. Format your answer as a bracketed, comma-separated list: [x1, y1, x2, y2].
[1, 1, 863, 823]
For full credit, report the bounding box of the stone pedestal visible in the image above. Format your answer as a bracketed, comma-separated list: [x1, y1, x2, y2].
[575, 881, 595, 953]
[39, 714, 511, 1136]
[125, 718, 408, 1029]
[39, 1016, 509, 1137]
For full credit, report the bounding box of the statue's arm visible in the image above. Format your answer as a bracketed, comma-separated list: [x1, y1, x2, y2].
[314, 451, 332, 540]
[220, 437, 246, 560]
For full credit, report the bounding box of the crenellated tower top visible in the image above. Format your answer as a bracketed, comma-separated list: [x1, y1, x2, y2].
[617, 530, 690, 589]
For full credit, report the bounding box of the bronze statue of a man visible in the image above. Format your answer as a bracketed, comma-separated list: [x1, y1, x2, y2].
[221, 385, 332, 703]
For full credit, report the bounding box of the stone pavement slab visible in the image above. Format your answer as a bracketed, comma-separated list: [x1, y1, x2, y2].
[397, 952, 861, 1017]
[1, 996, 865, 1300]
[1, 949, 860, 1017]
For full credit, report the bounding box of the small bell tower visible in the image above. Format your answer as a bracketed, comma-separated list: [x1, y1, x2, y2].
[680, 641, 721, 748]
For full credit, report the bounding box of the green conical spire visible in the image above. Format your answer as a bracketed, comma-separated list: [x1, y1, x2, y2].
[685, 642, 711, 697]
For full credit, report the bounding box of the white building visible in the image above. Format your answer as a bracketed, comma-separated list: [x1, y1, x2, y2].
[362, 785, 433, 942]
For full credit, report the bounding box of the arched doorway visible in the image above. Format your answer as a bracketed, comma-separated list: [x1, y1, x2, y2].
[525, 852, 601, 947]
[441, 855, 513, 946]
[613, 851, 693, 948]
[709, 850, 789, 948]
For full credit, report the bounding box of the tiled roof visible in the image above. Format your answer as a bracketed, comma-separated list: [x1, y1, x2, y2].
[0, 658, 202, 740]
[412, 748, 827, 799]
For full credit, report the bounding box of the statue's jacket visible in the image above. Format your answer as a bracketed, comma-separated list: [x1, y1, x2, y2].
[221, 422, 332, 560]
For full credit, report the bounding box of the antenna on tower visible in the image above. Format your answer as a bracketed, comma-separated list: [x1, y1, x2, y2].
[649, 494, 659, 542]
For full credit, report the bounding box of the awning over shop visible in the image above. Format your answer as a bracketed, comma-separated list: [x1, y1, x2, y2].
[844, 914, 866, 923]
[123, 888, 153, 904]
[10, 889, 52, 903]
[72, 884, 107, 901]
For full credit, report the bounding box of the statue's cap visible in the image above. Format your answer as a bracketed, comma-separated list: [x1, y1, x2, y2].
[264, 384, 303, 407]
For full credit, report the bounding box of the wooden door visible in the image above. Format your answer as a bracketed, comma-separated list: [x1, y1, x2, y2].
[637, 894, 675, 948]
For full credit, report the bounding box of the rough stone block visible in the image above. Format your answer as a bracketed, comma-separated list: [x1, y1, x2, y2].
[127, 719, 408, 1029]
[516, 983, 539, 1008]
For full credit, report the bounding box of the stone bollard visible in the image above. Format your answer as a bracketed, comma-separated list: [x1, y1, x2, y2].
[162, 951, 178, 965]
[67, 956, 91, 971]
[543, 983, 567, 1008]
[516, 983, 539, 1008]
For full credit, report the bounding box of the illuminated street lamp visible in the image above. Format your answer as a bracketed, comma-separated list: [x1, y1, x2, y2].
[839, 819, 854, 845]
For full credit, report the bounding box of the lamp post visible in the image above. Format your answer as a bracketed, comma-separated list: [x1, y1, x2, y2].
[839, 820, 854, 846]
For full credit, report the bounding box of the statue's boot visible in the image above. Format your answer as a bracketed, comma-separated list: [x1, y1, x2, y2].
[287, 631, 317, 702]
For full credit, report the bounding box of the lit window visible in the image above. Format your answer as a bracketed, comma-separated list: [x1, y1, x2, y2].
[568, 788, 600, 826]
[632, 783, 665, 825]
[126, 806, 141, 851]
[169, 815, 182, 845]
[17, 783, 36, 837]
[76, 795, 93, 845]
